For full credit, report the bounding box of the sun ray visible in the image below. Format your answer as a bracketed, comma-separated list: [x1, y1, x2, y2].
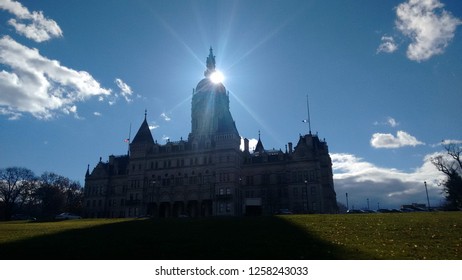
[226, 4, 309, 72]
[143, 2, 204, 67]
[228, 90, 283, 146]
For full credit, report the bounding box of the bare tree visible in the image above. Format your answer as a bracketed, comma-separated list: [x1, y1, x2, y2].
[35, 172, 83, 216]
[431, 143, 462, 209]
[0, 167, 37, 220]
[65, 181, 83, 214]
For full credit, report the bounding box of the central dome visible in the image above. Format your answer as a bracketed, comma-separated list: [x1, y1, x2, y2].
[195, 77, 226, 94]
[195, 47, 226, 94]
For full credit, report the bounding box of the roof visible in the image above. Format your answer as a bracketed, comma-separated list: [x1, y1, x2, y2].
[195, 78, 226, 94]
[131, 117, 154, 144]
[254, 138, 265, 153]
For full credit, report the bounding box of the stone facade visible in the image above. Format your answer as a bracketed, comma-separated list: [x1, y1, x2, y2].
[83, 48, 337, 218]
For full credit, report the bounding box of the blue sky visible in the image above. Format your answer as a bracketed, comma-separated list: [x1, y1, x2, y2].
[1, 0, 461, 209]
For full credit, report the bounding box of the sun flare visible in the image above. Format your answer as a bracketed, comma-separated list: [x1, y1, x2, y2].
[210, 70, 224, 84]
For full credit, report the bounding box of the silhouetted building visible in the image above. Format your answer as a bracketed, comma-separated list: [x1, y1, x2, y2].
[84, 48, 337, 218]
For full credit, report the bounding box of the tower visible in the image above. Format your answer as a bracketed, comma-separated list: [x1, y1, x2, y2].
[189, 48, 239, 148]
[129, 111, 154, 158]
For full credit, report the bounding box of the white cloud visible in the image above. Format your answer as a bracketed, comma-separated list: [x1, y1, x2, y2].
[431, 139, 462, 148]
[240, 137, 258, 152]
[370, 130, 424, 149]
[374, 117, 400, 127]
[331, 153, 445, 209]
[114, 78, 133, 103]
[377, 36, 398, 54]
[387, 117, 399, 127]
[0, 36, 111, 119]
[149, 123, 159, 130]
[160, 112, 171, 121]
[441, 139, 462, 146]
[93, 112, 102, 116]
[396, 0, 461, 62]
[0, 107, 21, 120]
[0, 0, 63, 42]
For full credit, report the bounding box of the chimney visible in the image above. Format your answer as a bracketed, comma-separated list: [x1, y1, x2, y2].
[244, 138, 249, 152]
[288, 142, 293, 154]
[109, 155, 115, 165]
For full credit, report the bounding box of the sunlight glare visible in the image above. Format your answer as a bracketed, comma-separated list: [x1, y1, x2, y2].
[210, 70, 225, 84]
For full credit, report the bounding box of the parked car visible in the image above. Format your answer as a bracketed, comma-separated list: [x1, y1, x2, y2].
[55, 213, 82, 220]
[346, 209, 365, 214]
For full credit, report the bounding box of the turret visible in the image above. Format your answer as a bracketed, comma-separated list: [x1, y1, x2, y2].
[130, 111, 154, 157]
[189, 48, 239, 148]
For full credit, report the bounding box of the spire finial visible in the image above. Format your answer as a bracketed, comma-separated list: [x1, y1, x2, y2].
[144, 109, 147, 119]
[258, 130, 261, 140]
[205, 47, 216, 77]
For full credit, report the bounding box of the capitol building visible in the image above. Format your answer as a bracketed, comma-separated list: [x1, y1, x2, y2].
[83, 48, 337, 218]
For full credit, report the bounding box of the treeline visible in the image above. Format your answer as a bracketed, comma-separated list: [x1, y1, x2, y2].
[0, 167, 83, 220]
[431, 143, 462, 210]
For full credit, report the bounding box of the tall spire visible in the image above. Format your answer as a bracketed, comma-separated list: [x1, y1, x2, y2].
[204, 46, 216, 77]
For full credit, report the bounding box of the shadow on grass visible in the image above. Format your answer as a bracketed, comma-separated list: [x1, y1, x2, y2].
[0, 216, 373, 260]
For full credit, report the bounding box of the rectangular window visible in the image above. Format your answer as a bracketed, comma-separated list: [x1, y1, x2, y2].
[311, 186, 317, 196]
[293, 187, 298, 198]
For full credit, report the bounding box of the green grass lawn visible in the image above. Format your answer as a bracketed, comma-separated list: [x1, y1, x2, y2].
[0, 212, 460, 259]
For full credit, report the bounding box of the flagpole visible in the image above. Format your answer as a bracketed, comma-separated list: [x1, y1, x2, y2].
[306, 94, 312, 135]
[127, 122, 131, 156]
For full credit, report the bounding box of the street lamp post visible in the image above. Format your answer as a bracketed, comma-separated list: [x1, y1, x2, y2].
[424, 181, 431, 211]
[305, 180, 309, 213]
[345, 192, 349, 210]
